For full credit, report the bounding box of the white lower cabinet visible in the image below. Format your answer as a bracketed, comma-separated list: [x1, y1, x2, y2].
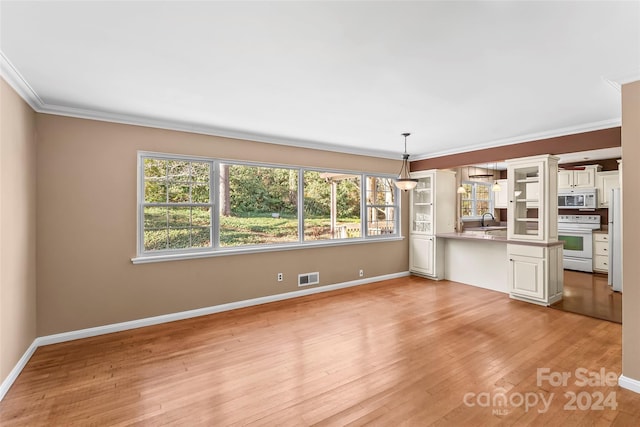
[410, 234, 445, 279]
[507, 244, 563, 306]
[593, 232, 609, 273]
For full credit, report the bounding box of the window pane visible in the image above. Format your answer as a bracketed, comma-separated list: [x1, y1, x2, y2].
[368, 206, 396, 235]
[303, 171, 361, 240]
[168, 184, 190, 203]
[144, 158, 166, 180]
[144, 229, 168, 251]
[192, 207, 211, 226]
[461, 200, 473, 217]
[365, 177, 398, 236]
[168, 207, 191, 228]
[144, 206, 167, 229]
[145, 182, 167, 203]
[192, 184, 209, 203]
[476, 200, 490, 213]
[168, 229, 191, 249]
[191, 227, 211, 248]
[476, 185, 490, 200]
[190, 162, 210, 182]
[142, 157, 213, 253]
[220, 164, 298, 247]
[167, 160, 190, 182]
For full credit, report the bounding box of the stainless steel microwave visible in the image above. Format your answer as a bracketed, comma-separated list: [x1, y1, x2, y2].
[558, 188, 597, 210]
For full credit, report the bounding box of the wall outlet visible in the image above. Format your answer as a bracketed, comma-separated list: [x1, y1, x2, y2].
[277, 273, 283, 282]
[359, 269, 364, 277]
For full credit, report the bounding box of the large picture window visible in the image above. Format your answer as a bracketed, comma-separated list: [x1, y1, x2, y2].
[137, 153, 400, 259]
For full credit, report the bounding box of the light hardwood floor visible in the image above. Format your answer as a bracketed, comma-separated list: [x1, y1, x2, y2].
[551, 270, 622, 323]
[1, 276, 639, 425]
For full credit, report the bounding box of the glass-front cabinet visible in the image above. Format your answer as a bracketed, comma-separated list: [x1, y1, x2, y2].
[411, 175, 433, 234]
[409, 170, 456, 280]
[506, 155, 559, 243]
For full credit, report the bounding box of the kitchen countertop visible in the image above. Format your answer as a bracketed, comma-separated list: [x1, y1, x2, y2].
[436, 232, 565, 247]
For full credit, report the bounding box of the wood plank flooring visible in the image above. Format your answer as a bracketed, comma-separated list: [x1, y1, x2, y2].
[552, 270, 622, 323]
[1, 276, 638, 425]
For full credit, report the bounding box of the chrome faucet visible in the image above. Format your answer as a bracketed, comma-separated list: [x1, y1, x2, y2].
[481, 212, 495, 227]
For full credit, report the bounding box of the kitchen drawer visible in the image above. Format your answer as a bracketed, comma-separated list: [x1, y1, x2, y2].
[594, 241, 609, 256]
[594, 233, 609, 243]
[594, 254, 609, 272]
[507, 244, 544, 258]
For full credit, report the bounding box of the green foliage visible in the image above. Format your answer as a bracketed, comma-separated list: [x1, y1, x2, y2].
[142, 157, 379, 250]
[144, 158, 210, 204]
[228, 165, 298, 215]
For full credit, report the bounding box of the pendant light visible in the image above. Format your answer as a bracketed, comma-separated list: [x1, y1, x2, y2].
[457, 166, 468, 194]
[394, 132, 418, 191]
[491, 162, 502, 192]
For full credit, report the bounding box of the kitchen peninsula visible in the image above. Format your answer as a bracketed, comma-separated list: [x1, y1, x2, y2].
[434, 155, 564, 306]
[436, 232, 564, 301]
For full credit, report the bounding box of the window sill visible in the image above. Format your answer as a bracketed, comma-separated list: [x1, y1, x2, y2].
[131, 235, 405, 264]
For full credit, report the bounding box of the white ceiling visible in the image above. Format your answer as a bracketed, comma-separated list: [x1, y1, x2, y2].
[1, 1, 638, 159]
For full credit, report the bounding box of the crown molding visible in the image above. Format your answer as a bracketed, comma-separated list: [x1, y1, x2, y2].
[0, 51, 399, 160]
[0, 48, 628, 162]
[411, 118, 621, 161]
[0, 51, 45, 111]
[37, 102, 401, 159]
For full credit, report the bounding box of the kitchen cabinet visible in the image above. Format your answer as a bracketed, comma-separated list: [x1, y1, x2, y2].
[558, 166, 600, 189]
[410, 235, 434, 276]
[593, 232, 609, 273]
[596, 171, 620, 208]
[506, 154, 563, 306]
[409, 169, 456, 279]
[494, 179, 508, 209]
[506, 154, 559, 243]
[508, 243, 564, 306]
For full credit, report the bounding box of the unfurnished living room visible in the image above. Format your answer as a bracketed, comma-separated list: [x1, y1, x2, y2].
[1, 1, 640, 425]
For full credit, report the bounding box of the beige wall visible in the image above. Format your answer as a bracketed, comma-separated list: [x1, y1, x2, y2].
[622, 80, 640, 381]
[35, 114, 408, 336]
[0, 79, 37, 380]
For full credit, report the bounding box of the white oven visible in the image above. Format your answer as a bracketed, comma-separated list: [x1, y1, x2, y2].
[558, 215, 600, 273]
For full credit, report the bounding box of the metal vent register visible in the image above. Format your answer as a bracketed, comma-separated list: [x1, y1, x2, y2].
[298, 272, 319, 287]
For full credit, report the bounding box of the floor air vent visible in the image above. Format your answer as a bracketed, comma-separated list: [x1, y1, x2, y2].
[298, 272, 319, 287]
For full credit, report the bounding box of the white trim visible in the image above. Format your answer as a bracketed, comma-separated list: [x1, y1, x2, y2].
[0, 271, 409, 402]
[0, 340, 38, 401]
[1, 50, 627, 162]
[411, 120, 621, 161]
[131, 235, 405, 264]
[619, 375, 640, 395]
[0, 52, 44, 111]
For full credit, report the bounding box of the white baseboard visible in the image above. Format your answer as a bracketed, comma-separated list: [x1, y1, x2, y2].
[1, 271, 409, 401]
[0, 340, 38, 401]
[619, 375, 640, 394]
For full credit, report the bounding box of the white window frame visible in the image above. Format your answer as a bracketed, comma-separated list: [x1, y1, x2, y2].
[461, 181, 494, 220]
[134, 152, 402, 264]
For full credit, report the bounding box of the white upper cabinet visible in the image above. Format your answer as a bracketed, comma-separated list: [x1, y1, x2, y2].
[494, 179, 508, 209]
[557, 166, 600, 189]
[596, 170, 620, 208]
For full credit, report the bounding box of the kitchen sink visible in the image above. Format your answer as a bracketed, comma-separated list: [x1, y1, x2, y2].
[463, 226, 507, 237]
